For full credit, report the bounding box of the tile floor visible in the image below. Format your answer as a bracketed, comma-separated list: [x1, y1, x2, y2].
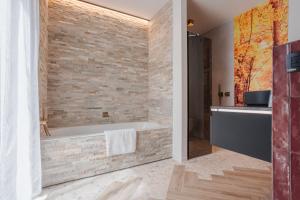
[188, 136, 211, 159]
[42, 149, 271, 200]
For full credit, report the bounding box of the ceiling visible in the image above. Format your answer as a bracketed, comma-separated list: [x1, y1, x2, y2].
[81, 0, 266, 32]
[188, 0, 266, 34]
[81, 0, 169, 20]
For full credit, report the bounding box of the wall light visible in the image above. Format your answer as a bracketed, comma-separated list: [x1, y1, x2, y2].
[187, 19, 194, 27]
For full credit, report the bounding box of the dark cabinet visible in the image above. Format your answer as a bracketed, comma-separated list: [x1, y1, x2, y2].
[211, 110, 272, 162]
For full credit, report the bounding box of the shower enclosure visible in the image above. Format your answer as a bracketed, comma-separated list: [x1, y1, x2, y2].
[188, 32, 212, 159]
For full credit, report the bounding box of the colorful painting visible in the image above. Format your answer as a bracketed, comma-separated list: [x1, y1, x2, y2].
[234, 0, 288, 105]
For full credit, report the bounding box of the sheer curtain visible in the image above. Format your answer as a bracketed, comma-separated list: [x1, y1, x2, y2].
[0, 0, 42, 199]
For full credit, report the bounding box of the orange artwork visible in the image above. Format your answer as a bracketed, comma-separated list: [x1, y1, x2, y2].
[234, 0, 288, 105]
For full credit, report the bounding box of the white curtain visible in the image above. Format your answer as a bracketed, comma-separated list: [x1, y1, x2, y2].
[0, 0, 42, 199]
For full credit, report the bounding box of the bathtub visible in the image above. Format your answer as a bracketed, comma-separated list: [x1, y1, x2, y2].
[41, 122, 172, 187]
[42, 121, 165, 139]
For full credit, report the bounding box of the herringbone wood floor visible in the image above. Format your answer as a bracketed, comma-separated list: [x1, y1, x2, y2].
[167, 165, 272, 200]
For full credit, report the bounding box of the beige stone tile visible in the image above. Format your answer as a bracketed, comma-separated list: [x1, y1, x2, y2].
[42, 150, 270, 200]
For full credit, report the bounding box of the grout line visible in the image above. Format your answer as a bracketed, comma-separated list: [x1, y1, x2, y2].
[287, 43, 292, 200]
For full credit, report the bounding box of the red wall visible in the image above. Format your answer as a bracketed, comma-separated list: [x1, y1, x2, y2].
[273, 40, 300, 200]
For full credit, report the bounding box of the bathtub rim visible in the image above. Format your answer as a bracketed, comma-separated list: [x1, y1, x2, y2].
[41, 121, 170, 141]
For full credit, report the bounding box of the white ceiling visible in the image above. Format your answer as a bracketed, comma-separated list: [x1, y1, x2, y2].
[81, 0, 169, 20]
[188, 0, 266, 34]
[81, 0, 266, 32]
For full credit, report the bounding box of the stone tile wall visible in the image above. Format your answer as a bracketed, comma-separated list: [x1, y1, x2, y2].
[41, 128, 172, 186]
[47, 0, 149, 127]
[39, 0, 48, 130]
[148, 1, 173, 126]
[40, 0, 174, 187]
[273, 40, 300, 200]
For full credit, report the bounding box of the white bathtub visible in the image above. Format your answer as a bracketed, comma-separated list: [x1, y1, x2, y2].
[42, 121, 166, 140]
[41, 121, 172, 186]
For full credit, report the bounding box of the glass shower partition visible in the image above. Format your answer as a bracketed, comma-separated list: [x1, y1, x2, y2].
[188, 32, 212, 159]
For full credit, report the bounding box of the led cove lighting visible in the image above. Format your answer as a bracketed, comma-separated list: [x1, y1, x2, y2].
[70, 0, 149, 25]
[211, 108, 272, 115]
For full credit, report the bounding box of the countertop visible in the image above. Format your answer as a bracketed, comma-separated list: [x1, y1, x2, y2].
[211, 106, 272, 114]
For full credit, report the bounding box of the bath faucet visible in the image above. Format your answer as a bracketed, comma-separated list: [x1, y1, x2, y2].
[102, 112, 109, 118]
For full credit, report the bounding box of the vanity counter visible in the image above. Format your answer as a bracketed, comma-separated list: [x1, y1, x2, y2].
[211, 106, 272, 114]
[210, 106, 272, 162]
